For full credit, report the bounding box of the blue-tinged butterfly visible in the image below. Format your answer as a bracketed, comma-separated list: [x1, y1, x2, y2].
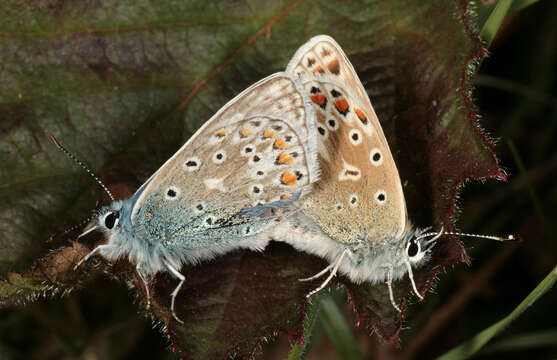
[50, 72, 320, 322]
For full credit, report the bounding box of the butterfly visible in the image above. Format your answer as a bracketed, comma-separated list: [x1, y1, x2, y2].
[54, 72, 321, 322]
[268, 35, 512, 311]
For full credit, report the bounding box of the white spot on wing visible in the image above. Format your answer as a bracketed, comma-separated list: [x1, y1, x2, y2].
[374, 189, 387, 205]
[204, 177, 227, 192]
[326, 118, 338, 131]
[212, 150, 227, 164]
[249, 184, 264, 197]
[164, 186, 181, 201]
[183, 157, 201, 172]
[370, 148, 383, 166]
[338, 158, 361, 181]
[348, 128, 362, 145]
[241, 144, 255, 157]
[248, 152, 264, 166]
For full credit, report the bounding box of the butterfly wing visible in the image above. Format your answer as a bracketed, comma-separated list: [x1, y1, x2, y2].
[286, 35, 407, 245]
[129, 72, 319, 255]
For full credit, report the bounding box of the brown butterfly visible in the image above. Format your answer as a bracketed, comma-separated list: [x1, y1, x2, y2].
[269, 35, 513, 310]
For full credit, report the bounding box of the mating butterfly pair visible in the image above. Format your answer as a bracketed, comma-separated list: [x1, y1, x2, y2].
[54, 35, 510, 322]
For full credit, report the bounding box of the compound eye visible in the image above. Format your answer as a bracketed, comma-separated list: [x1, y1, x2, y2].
[104, 211, 120, 229]
[407, 238, 420, 258]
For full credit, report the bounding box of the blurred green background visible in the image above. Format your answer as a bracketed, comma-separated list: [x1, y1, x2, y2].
[1, 0, 557, 359]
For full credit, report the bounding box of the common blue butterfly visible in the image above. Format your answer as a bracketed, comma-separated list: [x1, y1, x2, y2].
[52, 72, 320, 322]
[52, 35, 512, 321]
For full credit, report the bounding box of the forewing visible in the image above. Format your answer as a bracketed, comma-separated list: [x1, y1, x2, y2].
[130, 73, 318, 247]
[286, 35, 407, 245]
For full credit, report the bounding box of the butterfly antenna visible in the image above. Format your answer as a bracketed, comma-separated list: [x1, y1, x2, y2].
[45, 130, 115, 202]
[47, 213, 97, 242]
[416, 228, 516, 244]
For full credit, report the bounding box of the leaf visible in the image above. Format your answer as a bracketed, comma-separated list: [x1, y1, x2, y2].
[288, 287, 348, 360]
[479, 329, 557, 355]
[319, 294, 363, 360]
[479, 0, 513, 47]
[0, 242, 90, 306]
[0, 0, 501, 358]
[438, 264, 557, 359]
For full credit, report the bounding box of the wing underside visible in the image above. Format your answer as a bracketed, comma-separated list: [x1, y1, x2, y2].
[129, 73, 319, 249]
[286, 35, 407, 245]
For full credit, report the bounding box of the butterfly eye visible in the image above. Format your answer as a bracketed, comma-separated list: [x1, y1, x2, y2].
[104, 211, 120, 229]
[407, 238, 420, 258]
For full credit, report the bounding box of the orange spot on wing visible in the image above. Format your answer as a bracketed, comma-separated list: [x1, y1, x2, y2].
[274, 138, 287, 149]
[310, 94, 326, 105]
[263, 129, 275, 138]
[240, 126, 252, 137]
[334, 99, 349, 115]
[310, 94, 327, 109]
[276, 216, 286, 222]
[277, 152, 293, 165]
[216, 129, 227, 137]
[312, 65, 325, 74]
[280, 194, 292, 200]
[327, 59, 340, 75]
[354, 108, 368, 124]
[281, 171, 297, 186]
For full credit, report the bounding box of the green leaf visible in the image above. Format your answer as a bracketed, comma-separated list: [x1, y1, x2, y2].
[476, 0, 546, 38]
[287, 288, 339, 360]
[437, 264, 557, 360]
[480, 329, 557, 355]
[320, 294, 363, 360]
[1, 0, 502, 358]
[479, 0, 513, 47]
[510, 0, 546, 12]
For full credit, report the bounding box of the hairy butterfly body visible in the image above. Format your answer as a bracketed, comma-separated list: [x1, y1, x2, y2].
[70, 72, 319, 321]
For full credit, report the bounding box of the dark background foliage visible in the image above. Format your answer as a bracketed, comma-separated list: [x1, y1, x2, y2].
[1, 0, 556, 359]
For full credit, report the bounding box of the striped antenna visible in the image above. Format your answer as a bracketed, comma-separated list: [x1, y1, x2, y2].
[47, 213, 96, 241]
[416, 228, 516, 243]
[45, 130, 115, 202]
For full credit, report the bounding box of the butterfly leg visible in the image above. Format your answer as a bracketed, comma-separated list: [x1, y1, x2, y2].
[404, 260, 423, 300]
[73, 244, 117, 270]
[163, 260, 185, 324]
[386, 266, 401, 312]
[298, 248, 354, 282]
[424, 226, 444, 247]
[298, 263, 335, 282]
[136, 265, 151, 310]
[305, 249, 348, 298]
